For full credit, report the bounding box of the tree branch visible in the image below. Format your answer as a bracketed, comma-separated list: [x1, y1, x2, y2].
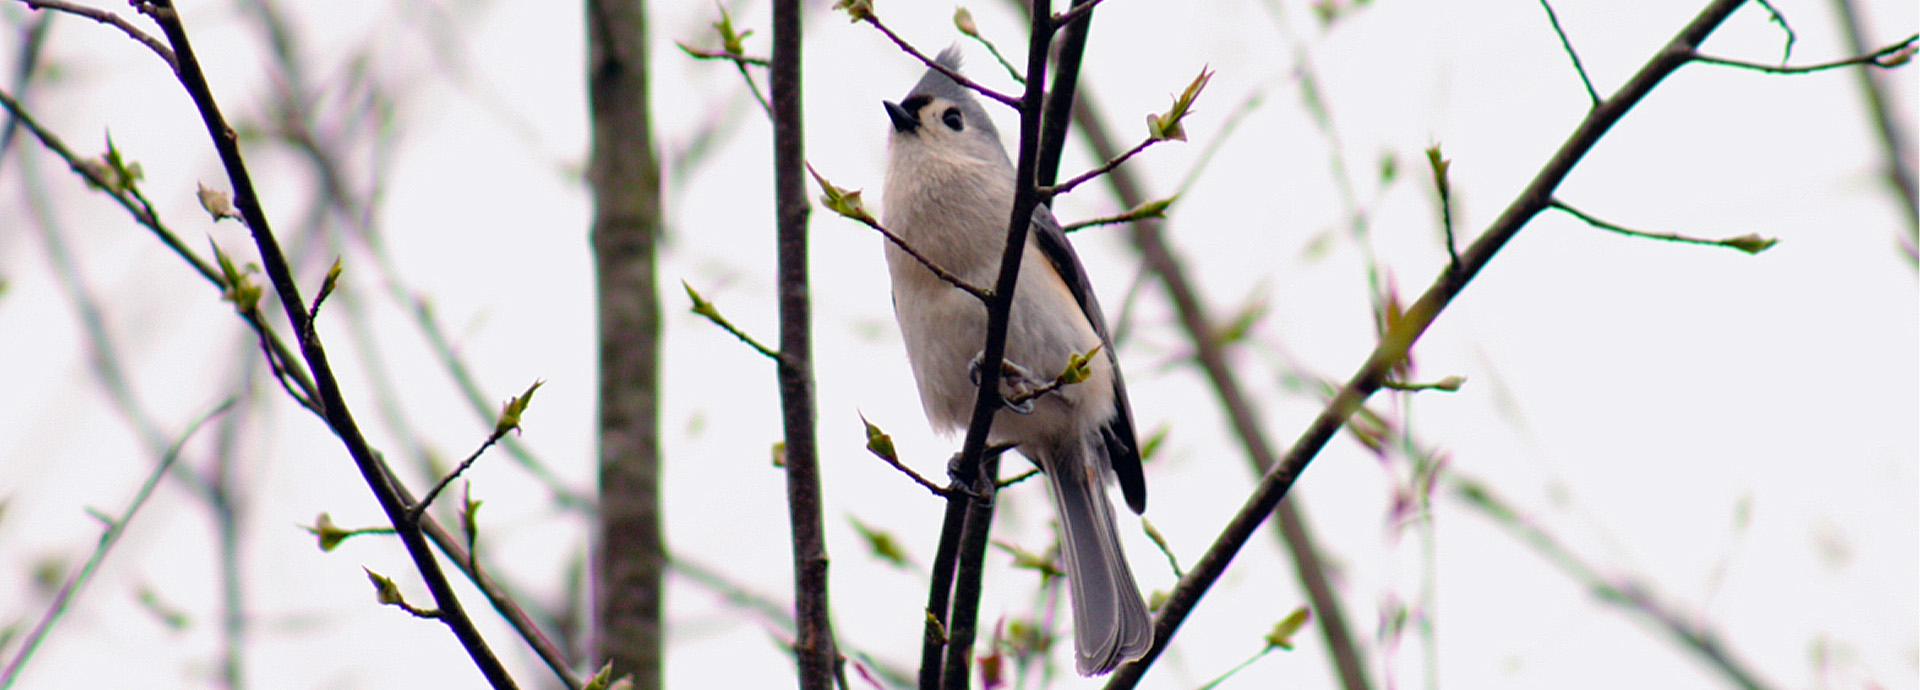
[1691, 32, 1918, 73]
[932, 0, 1061, 685]
[1070, 80, 1373, 690]
[139, 1, 516, 684]
[858, 12, 1023, 109]
[18, 0, 177, 70]
[1107, 0, 1754, 685]
[768, 0, 843, 686]
[1537, 0, 1601, 107]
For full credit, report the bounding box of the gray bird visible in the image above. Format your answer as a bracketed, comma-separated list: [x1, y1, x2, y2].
[880, 47, 1152, 676]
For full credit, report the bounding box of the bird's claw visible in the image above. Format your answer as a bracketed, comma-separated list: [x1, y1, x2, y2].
[967, 352, 1043, 415]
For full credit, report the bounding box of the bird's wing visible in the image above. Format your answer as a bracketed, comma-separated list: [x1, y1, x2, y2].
[1030, 204, 1146, 514]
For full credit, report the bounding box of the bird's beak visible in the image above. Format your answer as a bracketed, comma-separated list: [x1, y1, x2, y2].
[884, 100, 918, 134]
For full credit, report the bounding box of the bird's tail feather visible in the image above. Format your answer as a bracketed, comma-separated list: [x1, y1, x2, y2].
[1041, 439, 1152, 675]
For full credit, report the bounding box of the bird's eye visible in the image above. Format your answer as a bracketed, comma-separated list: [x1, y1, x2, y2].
[941, 107, 964, 131]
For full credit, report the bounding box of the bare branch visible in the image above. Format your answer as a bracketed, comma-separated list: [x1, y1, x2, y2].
[1107, 0, 1760, 684]
[857, 13, 1023, 108]
[1550, 199, 1778, 254]
[19, 0, 177, 71]
[1049, 0, 1107, 31]
[1692, 33, 1917, 74]
[809, 163, 993, 301]
[683, 282, 786, 362]
[1536, 0, 1600, 107]
[139, 1, 518, 683]
[1041, 136, 1158, 197]
[674, 42, 769, 66]
[770, 0, 844, 685]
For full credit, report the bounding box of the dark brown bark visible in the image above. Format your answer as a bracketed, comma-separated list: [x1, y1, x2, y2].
[587, 0, 666, 686]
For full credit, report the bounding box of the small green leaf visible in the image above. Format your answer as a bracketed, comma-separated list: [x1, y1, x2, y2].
[859, 413, 897, 463]
[364, 567, 404, 606]
[1265, 606, 1312, 650]
[1214, 291, 1269, 345]
[304, 512, 352, 552]
[583, 660, 615, 690]
[771, 441, 786, 468]
[806, 164, 874, 222]
[1346, 404, 1389, 454]
[1148, 66, 1213, 142]
[311, 256, 344, 315]
[850, 516, 910, 568]
[1058, 343, 1103, 384]
[953, 7, 979, 36]
[1877, 44, 1915, 68]
[1425, 144, 1451, 202]
[993, 540, 1062, 578]
[81, 132, 144, 193]
[209, 240, 262, 313]
[1142, 518, 1172, 556]
[494, 380, 545, 437]
[1720, 233, 1778, 255]
[1138, 424, 1169, 462]
[196, 182, 237, 221]
[1129, 195, 1175, 220]
[136, 585, 191, 630]
[682, 280, 720, 320]
[460, 484, 483, 540]
[712, 4, 752, 55]
[832, 0, 874, 21]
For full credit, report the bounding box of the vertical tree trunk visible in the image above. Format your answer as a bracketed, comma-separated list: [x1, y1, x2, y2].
[587, 0, 665, 686]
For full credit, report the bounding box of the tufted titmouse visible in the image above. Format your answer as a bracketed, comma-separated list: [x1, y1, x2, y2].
[880, 47, 1151, 676]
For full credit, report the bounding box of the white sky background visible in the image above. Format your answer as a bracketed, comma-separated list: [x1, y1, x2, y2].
[0, 0, 1914, 688]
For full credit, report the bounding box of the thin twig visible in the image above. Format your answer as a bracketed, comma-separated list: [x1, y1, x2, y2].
[1041, 136, 1158, 197]
[409, 432, 507, 524]
[1060, 196, 1175, 232]
[1049, 0, 1106, 31]
[406, 298, 593, 511]
[684, 283, 786, 361]
[861, 14, 1022, 108]
[1537, 0, 1601, 107]
[960, 14, 1026, 85]
[1107, 0, 1756, 685]
[1001, 345, 1101, 409]
[19, 0, 177, 71]
[855, 216, 993, 302]
[1035, 0, 1098, 186]
[1752, 0, 1797, 64]
[995, 467, 1041, 488]
[874, 450, 955, 498]
[1691, 32, 1918, 73]
[734, 61, 773, 119]
[1549, 199, 1777, 254]
[675, 43, 770, 66]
